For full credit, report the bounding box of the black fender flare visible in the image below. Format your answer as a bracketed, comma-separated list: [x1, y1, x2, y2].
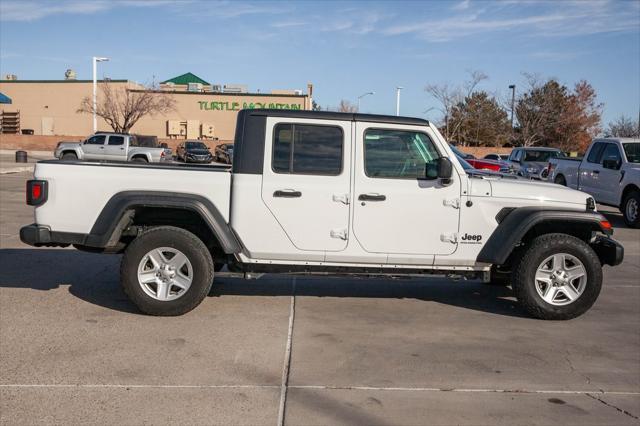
[85, 191, 242, 253]
[477, 207, 609, 265]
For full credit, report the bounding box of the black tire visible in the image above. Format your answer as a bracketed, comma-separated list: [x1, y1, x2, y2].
[512, 233, 602, 320]
[61, 152, 77, 161]
[622, 190, 640, 228]
[131, 156, 148, 163]
[120, 226, 214, 316]
[554, 174, 566, 186]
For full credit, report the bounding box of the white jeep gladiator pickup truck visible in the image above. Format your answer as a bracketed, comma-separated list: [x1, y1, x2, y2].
[21, 110, 623, 319]
[548, 138, 640, 228]
[55, 132, 171, 163]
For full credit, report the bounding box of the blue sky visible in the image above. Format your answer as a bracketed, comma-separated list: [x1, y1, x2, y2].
[1, 0, 639, 126]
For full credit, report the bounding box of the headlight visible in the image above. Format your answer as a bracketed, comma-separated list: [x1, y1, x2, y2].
[525, 167, 539, 173]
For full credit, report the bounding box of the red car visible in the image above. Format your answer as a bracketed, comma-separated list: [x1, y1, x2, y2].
[449, 145, 511, 173]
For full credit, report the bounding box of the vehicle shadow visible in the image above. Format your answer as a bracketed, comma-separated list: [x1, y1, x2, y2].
[0, 248, 526, 318]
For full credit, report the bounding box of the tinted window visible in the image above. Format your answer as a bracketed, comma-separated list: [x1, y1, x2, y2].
[623, 143, 640, 164]
[108, 136, 124, 146]
[272, 124, 343, 175]
[587, 143, 605, 163]
[86, 135, 106, 145]
[511, 150, 521, 162]
[601, 143, 621, 163]
[364, 129, 440, 179]
[185, 141, 207, 150]
[522, 150, 560, 162]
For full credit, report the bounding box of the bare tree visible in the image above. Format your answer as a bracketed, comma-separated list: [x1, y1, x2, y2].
[337, 99, 358, 113]
[78, 82, 176, 133]
[425, 70, 487, 140]
[605, 115, 639, 137]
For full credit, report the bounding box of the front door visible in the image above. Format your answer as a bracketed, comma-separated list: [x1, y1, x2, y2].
[352, 123, 461, 256]
[82, 134, 107, 160]
[596, 143, 624, 205]
[261, 118, 352, 252]
[578, 142, 605, 197]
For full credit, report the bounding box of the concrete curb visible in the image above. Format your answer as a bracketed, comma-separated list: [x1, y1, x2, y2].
[0, 165, 34, 175]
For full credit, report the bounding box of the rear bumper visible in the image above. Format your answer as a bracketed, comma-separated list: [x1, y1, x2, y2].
[20, 224, 84, 247]
[591, 235, 624, 266]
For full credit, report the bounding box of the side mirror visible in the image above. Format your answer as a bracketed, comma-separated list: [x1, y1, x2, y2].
[602, 158, 620, 170]
[424, 157, 453, 180]
[438, 157, 453, 179]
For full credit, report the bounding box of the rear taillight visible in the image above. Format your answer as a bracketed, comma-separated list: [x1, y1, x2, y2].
[26, 180, 48, 206]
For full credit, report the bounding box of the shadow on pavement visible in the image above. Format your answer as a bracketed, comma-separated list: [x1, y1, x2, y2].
[0, 248, 526, 318]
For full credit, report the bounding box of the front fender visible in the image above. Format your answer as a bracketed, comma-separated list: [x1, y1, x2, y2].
[477, 207, 611, 265]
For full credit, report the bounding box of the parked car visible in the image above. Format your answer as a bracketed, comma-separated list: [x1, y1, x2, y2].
[449, 145, 511, 173]
[484, 153, 510, 161]
[506, 147, 564, 179]
[21, 109, 622, 320]
[548, 138, 640, 227]
[55, 132, 170, 163]
[176, 140, 214, 163]
[214, 143, 234, 164]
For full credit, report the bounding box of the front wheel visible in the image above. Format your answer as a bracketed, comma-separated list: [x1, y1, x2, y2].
[554, 175, 566, 186]
[622, 190, 640, 228]
[512, 234, 602, 320]
[120, 226, 214, 316]
[61, 152, 78, 161]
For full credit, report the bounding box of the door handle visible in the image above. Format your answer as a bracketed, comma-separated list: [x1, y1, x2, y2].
[358, 193, 386, 201]
[274, 190, 302, 198]
[99, 146, 104, 149]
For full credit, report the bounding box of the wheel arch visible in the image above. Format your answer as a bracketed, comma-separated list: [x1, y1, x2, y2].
[477, 207, 610, 266]
[129, 153, 150, 162]
[86, 191, 242, 254]
[621, 183, 639, 206]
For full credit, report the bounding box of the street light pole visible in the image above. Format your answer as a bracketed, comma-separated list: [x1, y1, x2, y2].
[395, 86, 403, 116]
[508, 84, 516, 130]
[357, 91, 375, 112]
[92, 56, 109, 132]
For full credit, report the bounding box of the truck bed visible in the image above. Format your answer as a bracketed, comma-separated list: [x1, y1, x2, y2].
[32, 160, 232, 235]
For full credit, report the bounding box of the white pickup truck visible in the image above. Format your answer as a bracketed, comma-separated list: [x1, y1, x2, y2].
[21, 110, 623, 319]
[548, 138, 640, 228]
[54, 132, 171, 163]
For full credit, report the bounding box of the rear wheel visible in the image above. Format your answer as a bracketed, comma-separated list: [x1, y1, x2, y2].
[622, 190, 640, 228]
[61, 152, 77, 161]
[512, 233, 602, 320]
[554, 174, 566, 186]
[131, 156, 148, 163]
[121, 226, 214, 316]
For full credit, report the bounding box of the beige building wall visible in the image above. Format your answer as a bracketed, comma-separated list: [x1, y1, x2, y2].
[0, 81, 309, 141]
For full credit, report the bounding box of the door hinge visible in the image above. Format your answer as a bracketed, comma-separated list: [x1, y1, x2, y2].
[443, 198, 460, 209]
[440, 233, 458, 243]
[330, 228, 348, 240]
[332, 193, 350, 205]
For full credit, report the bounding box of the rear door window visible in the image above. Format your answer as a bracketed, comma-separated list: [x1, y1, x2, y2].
[272, 123, 343, 175]
[107, 136, 125, 146]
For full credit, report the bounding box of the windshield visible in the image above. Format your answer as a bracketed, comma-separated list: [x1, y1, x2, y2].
[185, 141, 207, 150]
[623, 143, 640, 163]
[523, 150, 561, 162]
[447, 145, 473, 170]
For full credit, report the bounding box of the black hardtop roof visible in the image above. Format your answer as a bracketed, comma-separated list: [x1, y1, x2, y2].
[243, 109, 429, 126]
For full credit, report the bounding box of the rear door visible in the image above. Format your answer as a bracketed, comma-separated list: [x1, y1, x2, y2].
[103, 135, 127, 161]
[352, 123, 461, 256]
[82, 134, 107, 160]
[261, 118, 351, 253]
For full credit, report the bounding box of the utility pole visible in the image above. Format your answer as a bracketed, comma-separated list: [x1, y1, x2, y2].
[92, 56, 109, 132]
[395, 86, 403, 116]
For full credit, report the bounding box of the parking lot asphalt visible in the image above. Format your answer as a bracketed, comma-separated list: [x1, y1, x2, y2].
[1, 170, 639, 425]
